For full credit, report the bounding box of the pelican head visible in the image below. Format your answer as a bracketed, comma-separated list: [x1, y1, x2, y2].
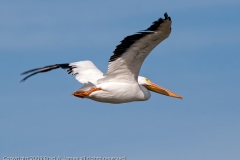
[138, 76, 183, 99]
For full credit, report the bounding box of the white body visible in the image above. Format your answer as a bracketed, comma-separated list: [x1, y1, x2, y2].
[89, 81, 151, 104]
[70, 61, 152, 103]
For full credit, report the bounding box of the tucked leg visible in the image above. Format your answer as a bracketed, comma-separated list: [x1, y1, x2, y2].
[72, 88, 102, 98]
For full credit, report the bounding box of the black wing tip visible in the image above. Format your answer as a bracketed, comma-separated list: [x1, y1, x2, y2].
[20, 63, 70, 82]
[109, 12, 171, 63]
[20, 74, 32, 82]
[20, 68, 40, 82]
[20, 68, 40, 75]
[145, 12, 171, 32]
[164, 12, 170, 20]
[20, 72, 39, 82]
[20, 79, 26, 83]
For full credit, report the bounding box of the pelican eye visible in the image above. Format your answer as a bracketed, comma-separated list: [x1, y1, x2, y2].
[145, 78, 151, 84]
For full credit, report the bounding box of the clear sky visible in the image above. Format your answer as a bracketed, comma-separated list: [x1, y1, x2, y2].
[1, 1, 240, 160]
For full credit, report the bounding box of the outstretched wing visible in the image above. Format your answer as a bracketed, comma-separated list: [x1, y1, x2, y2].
[21, 60, 103, 84]
[103, 13, 172, 83]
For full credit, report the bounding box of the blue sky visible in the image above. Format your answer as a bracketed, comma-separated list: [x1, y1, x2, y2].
[0, 1, 240, 160]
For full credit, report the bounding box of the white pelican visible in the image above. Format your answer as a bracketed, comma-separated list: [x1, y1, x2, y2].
[21, 13, 183, 104]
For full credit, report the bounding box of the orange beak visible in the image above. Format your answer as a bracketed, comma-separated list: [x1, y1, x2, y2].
[145, 82, 183, 99]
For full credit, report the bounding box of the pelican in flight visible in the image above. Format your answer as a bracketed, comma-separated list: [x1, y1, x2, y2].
[21, 13, 183, 104]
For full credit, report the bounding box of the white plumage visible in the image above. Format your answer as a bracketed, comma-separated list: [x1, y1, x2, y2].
[21, 13, 183, 104]
[70, 61, 103, 84]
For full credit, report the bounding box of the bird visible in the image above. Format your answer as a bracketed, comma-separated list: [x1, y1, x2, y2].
[21, 13, 183, 104]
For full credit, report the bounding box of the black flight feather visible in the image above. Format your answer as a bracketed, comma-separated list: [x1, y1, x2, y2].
[109, 12, 171, 63]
